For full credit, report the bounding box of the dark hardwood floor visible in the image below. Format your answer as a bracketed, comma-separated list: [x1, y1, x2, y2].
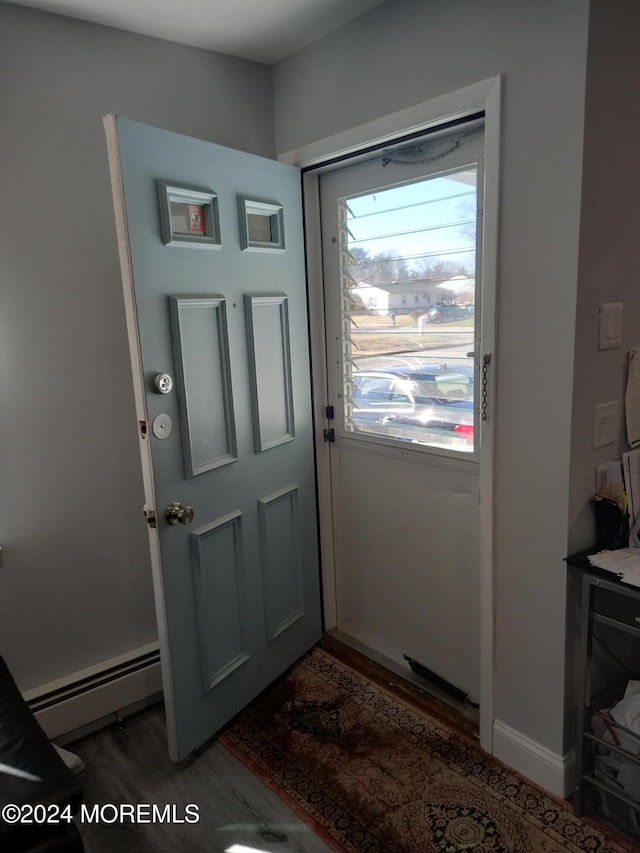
[69, 704, 332, 853]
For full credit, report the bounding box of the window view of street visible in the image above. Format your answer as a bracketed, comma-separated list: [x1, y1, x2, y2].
[339, 165, 479, 453]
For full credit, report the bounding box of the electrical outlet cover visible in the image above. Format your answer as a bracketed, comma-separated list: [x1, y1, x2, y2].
[599, 303, 623, 350]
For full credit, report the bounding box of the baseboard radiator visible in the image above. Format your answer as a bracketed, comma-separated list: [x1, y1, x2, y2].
[23, 643, 163, 741]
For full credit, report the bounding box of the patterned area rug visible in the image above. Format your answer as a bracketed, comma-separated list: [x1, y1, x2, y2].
[220, 646, 633, 852]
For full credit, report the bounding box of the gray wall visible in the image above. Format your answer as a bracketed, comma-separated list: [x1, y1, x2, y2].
[570, 0, 640, 550]
[566, 0, 640, 746]
[274, 0, 589, 759]
[0, 4, 274, 691]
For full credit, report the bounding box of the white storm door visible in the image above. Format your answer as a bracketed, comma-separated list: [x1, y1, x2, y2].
[320, 121, 485, 703]
[105, 116, 322, 760]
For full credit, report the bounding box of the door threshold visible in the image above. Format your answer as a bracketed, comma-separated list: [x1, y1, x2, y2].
[322, 630, 479, 738]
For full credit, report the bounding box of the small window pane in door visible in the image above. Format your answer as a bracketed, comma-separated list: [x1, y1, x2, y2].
[158, 182, 221, 247]
[239, 199, 285, 251]
[341, 166, 478, 454]
[247, 213, 273, 242]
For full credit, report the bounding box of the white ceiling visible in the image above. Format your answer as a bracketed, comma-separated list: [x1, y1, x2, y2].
[9, 0, 386, 64]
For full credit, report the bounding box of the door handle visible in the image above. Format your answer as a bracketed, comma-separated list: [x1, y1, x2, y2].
[165, 502, 194, 525]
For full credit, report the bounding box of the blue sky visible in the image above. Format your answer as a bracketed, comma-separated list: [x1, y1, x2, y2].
[345, 169, 477, 268]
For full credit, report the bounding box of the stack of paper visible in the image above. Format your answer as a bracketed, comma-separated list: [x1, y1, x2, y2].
[588, 549, 640, 587]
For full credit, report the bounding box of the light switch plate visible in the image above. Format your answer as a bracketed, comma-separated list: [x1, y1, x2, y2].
[599, 302, 623, 350]
[593, 400, 619, 449]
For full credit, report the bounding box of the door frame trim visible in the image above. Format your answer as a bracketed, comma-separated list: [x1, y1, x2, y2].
[103, 114, 179, 758]
[280, 76, 501, 753]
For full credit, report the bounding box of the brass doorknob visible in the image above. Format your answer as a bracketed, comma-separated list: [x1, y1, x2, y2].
[165, 502, 194, 525]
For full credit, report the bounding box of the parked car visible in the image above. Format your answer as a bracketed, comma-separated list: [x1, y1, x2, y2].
[423, 303, 473, 323]
[350, 363, 475, 450]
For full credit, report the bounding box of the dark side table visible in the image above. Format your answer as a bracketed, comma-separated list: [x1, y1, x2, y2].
[566, 551, 640, 839]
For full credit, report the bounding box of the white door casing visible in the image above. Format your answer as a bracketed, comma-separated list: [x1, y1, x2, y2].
[288, 77, 500, 751]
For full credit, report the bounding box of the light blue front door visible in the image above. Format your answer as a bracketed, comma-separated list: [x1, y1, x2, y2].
[105, 116, 322, 759]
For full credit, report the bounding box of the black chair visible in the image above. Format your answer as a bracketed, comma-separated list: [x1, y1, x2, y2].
[0, 656, 84, 851]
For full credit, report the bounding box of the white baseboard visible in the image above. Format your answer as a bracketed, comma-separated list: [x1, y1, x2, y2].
[493, 719, 574, 799]
[23, 644, 163, 740]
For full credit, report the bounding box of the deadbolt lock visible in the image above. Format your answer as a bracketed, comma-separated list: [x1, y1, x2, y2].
[154, 373, 174, 394]
[165, 502, 194, 526]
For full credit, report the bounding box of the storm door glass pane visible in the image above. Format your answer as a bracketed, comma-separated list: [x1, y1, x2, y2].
[340, 165, 478, 454]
